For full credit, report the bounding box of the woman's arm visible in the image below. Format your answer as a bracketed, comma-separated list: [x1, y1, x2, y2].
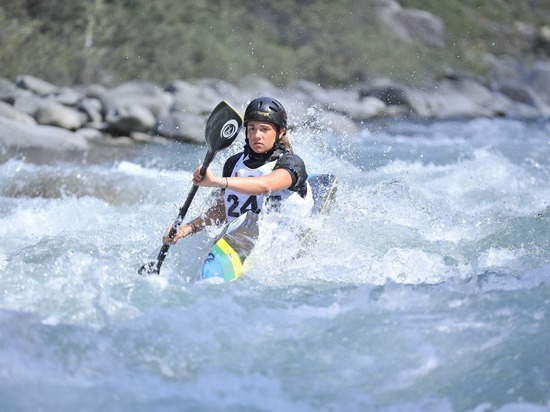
[193, 167, 293, 195]
[162, 192, 226, 245]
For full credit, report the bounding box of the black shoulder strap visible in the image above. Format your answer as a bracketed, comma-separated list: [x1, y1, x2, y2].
[223, 152, 243, 177]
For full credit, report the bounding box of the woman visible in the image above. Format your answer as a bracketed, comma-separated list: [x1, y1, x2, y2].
[163, 96, 313, 245]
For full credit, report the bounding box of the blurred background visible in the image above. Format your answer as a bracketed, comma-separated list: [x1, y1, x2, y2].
[2, 0, 550, 88]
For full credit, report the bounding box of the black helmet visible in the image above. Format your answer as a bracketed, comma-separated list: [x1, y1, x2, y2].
[243, 97, 287, 130]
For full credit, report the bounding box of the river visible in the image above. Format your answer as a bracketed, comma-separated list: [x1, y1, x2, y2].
[0, 117, 549, 411]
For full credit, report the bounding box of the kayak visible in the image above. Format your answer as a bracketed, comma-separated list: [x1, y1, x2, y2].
[199, 174, 338, 282]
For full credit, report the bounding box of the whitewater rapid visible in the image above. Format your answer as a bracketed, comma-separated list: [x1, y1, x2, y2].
[0, 117, 548, 411]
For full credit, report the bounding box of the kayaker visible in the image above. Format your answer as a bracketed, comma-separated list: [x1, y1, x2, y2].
[163, 96, 313, 245]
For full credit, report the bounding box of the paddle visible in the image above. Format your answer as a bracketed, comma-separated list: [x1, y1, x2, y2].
[138, 101, 242, 275]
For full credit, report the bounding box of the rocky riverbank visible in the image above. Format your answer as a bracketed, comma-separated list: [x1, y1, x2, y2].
[1, 58, 550, 151]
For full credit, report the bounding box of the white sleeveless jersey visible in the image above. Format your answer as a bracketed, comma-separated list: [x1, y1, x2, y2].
[224, 153, 313, 222]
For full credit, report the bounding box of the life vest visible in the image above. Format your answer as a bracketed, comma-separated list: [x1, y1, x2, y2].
[224, 153, 313, 222]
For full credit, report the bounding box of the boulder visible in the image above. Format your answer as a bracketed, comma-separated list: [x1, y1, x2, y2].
[360, 82, 412, 108]
[325, 88, 387, 120]
[494, 81, 539, 107]
[154, 112, 206, 143]
[489, 56, 529, 83]
[525, 61, 550, 105]
[104, 103, 156, 135]
[499, 101, 544, 118]
[533, 25, 550, 55]
[74, 127, 105, 142]
[339, 96, 387, 120]
[73, 83, 109, 100]
[427, 93, 483, 119]
[0, 101, 36, 124]
[441, 68, 488, 85]
[101, 80, 172, 119]
[237, 77, 282, 102]
[359, 78, 417, 118]
[0, 117, 89, 151]
[15, 75, 57, 96]
[421, 79, 504, 118]
[0, 78, 18, 104]
[374, 0, 446, 48]
[291, 81, 386, 120]
[77, 97, 104, 124]
[165, 80, 221, 115]
[13, 94, 84, 130]
[195, 78, 243, 108]
[452, 79, 509, 115]
[45, 86, 84, 106]
[305, 109, 359, 136]
[405, 89, 435, 118]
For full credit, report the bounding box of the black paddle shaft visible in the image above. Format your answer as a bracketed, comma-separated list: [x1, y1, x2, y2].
[139, 161, 209, 275]
[138, 101, 242, 275]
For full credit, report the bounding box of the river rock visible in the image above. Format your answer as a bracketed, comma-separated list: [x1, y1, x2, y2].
[74, 127, 105, 143]
[101, 81, 172, 134]
[453, 78, 510, 115]
[374, 0, 446, 48]
[237, 77, 282, 101]
[494, 81, 539, 107]
[154, 111, 206, 143]
[102, 81, 171, 118]
[326, 89, 387, 120]
[13, 94, 84, 130]
[45, 86, 84, 106]
[525, 61, 550, 105]
[401, 88, 438, 118]
[423, 80, 497, 118]
[77, 97, 104, 124]
[74, 83, 109, 100]
[195, 78, 244, 108]
[359, 81, 413, 108]
[291, 81, 387, 120]
[165, 80, 222, 116]
[0, 117, 89, 151]
[0, 101, 36, 124]
[490, 56, 529, 84]
[534, 25, 550, 55]
[15, 74, 58, 96]
[104, 103, 156, 135]
[498, 100, 543, 118]
[306, 109, 360, 136]
[343, 96, 387, 120]
[0, 78, 18, 104]
[1, 62, 549, 152]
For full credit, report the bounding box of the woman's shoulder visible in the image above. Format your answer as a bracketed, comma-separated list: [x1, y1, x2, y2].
[276, 152, 306, 168]
[274, 152, 308, 188]
[223, 151, 244, 177]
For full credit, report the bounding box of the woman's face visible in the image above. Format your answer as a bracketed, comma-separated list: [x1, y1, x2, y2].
[246, 121, 284, 154]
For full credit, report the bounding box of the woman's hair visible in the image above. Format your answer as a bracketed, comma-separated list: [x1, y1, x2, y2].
[278, 135, 294, 154]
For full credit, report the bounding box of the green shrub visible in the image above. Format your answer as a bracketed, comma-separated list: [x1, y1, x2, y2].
[0, 0, 547, 88]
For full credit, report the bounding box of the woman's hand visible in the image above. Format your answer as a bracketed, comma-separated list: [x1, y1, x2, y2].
[193, 167, 224, 188]
[162, 224, 193, 245]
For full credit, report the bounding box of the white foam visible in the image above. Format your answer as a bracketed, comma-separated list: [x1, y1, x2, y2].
[0, 249, 7, 271]
[477, 247, 520, 269]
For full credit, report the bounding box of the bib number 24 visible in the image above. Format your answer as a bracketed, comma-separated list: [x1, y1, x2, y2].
[227, 194, 259, 218]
